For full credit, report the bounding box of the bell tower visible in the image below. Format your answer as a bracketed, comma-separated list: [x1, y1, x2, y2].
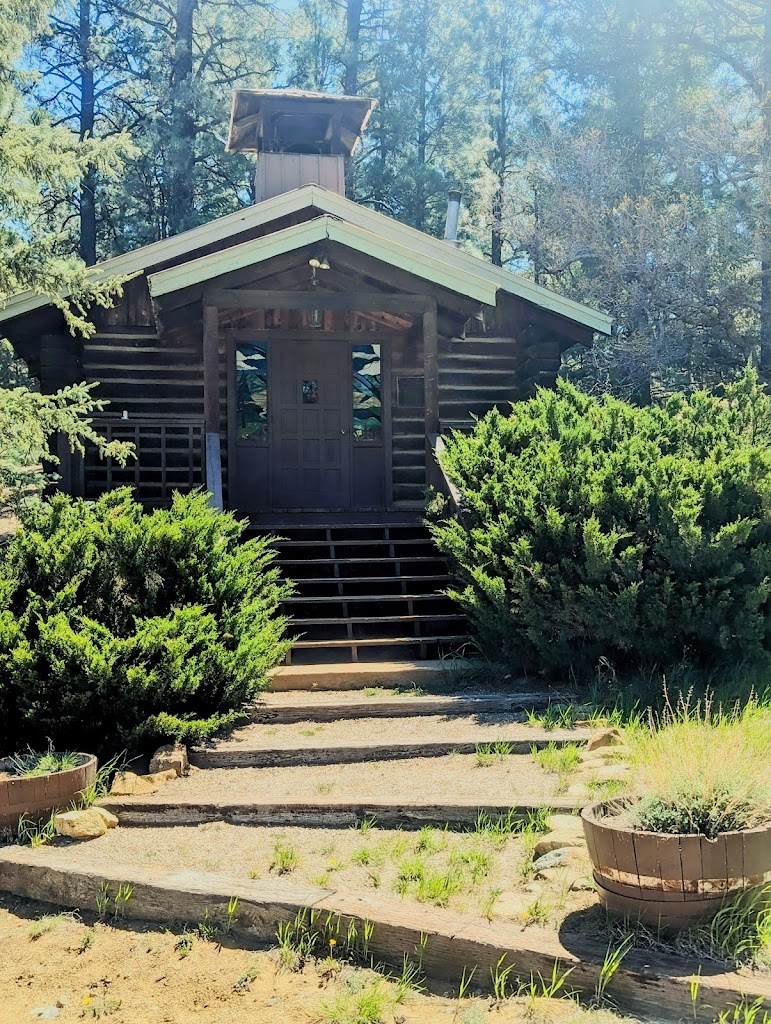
[226, 89, 377, 202]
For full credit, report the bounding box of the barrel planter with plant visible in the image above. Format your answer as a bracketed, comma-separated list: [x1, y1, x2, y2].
[582, 697, 771, 931]
[582, 799, 771, 929]
[0, 750, 97, 829]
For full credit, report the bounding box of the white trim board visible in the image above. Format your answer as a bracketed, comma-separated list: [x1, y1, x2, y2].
[148, 215, 498, 307]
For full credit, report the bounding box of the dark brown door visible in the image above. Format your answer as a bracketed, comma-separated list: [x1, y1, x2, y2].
[272, 340, 351, 508]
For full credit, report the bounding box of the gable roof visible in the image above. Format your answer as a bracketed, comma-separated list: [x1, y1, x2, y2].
[148, 215, 499, 306]
[0, 184, 612, 335]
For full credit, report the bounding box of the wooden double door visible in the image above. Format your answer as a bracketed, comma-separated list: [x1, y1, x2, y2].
[272, 339, 351, 509]
[230, 335, 387, 512]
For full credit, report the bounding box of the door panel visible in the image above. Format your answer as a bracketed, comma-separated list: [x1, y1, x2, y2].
[272, 340, 352, 509]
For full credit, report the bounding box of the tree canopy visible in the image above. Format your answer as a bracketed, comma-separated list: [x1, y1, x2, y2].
[4, 0, 771, 398]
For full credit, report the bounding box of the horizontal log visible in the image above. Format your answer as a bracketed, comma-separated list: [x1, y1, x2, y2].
[95, 799, 575, 829]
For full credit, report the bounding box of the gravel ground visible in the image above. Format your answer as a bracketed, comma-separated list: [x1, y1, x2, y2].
[209, 715, 588, 751]
[121, 753, 560, 805]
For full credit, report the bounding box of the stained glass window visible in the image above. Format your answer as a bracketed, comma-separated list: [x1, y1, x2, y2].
[236, 344, 268, 442]
[352, 343, 382, 442]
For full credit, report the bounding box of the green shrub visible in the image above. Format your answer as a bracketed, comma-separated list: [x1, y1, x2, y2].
[428, 367, 771, 680]
[0, 488, 292, 754]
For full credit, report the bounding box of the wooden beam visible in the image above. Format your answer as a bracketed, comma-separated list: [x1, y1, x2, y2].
[423, 304, 439, 479]
[204, 289, 434, 313]
[202, 304, 223, 511]
[222, 329, 404, 343]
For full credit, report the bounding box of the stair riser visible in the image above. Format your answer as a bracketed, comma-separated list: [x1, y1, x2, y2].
[290, 579, 451, 598]
[248, 693, 574, 723]
[267, 660, 481, 691]
[190, 735, 583, 769]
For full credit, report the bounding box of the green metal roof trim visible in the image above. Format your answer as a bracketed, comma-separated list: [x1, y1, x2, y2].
[0, 184, 612, 335]
[147, 215, 499, 307]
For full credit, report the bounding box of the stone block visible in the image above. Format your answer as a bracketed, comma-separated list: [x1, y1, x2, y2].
[53, 809, 108, 840]
[149, 743, 189, 777]
[586, 727, 624, 751]
[110, 771, 158, 797]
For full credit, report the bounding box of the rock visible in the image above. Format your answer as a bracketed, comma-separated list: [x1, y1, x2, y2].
[149, 743, 189, 777]
[565, 783, 591, 802]
[547, 813, 584, 834]
[577, 764, 631, 784]
[533, 847, 585, 873]
[534, 831, 586, 858]
[91, 806, 119, 829]
[144, 768, 178, 787]
[579, 748, 626, 766]
[569, 875, 596, 892]
[586, 727, 624, 751]
[493, 890, 535, 921]
[53, 809, 108, 840]
[31, 1008, 60, 1020]
[110, 771, 158, 797]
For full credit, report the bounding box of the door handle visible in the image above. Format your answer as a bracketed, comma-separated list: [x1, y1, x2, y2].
[340, 429, 347, 435]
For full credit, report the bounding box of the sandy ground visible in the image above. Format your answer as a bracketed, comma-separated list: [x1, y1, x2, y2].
[0, 893, 636, 1024]
[208, 715, 587, 751]
[121, 753, 561, 805]
[23, 820, 597, 924]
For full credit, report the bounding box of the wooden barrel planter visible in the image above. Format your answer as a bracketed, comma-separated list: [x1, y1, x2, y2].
[0, 754, 97, 829]
[582, 799, 771, 931]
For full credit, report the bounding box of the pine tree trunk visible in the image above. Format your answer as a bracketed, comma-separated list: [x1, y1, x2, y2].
[167, 0, 197, 237]
[343, 0, 362, 95]
[760, 0, 771, 374]
[343, 0, 363, 195]
[78, 0, 96, 265]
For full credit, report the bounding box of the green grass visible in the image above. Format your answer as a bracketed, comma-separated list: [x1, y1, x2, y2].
[320, 977, 393, 1024]
[475, 740, 513, 767]
[532, 741, 582, 792]
[8, 748, 81, 777]
[28, 913, 66, 940]
[270, 840, 300, 875]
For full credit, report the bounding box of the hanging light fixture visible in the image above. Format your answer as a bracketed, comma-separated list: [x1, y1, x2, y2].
[307, 247, 331, 328]
[308, 263, 323, 329]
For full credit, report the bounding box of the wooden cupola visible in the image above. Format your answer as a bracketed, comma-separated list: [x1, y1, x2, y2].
[226, 89, 377, 202]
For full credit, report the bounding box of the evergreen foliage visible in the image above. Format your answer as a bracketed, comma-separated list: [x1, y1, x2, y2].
[429, 367, 771, 680]
[0, 489, 292, 753]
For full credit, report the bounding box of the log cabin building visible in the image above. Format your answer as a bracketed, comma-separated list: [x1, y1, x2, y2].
[0, 90, 612, 664]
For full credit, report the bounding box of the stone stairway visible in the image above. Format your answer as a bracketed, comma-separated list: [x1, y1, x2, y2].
[251, 519, 469, 665]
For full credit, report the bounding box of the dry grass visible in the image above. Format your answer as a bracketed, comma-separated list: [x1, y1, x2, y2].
[627, 692, 771, 836]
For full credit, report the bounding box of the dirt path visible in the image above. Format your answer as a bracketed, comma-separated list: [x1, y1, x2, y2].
[119, 753, 560, 805]
[0, 892, 631, 1024]
[208, 716, 586, 751]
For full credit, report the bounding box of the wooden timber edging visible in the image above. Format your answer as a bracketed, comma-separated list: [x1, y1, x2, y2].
[1, 846, 768, 1021]
[95, 798, 580, 829]
[189, 733, 590, 770]
[248, 691, 578, 724]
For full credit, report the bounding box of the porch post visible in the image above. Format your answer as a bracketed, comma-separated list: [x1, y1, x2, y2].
[423, 300, 440, 486]
[203, 303, 224, 511]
